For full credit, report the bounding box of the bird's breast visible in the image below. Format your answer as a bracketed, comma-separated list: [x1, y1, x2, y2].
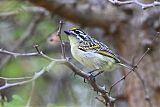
[71, 46, 118, 71]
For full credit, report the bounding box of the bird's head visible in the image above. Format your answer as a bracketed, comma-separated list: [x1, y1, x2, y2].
[64, 28, 88, 45]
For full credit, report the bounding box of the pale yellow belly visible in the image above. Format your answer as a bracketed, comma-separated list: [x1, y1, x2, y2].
[71, 47, 117, 71]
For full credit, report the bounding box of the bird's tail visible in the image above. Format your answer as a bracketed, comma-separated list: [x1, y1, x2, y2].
[116, 55, 135, 71]
[118, 63, 135, 71]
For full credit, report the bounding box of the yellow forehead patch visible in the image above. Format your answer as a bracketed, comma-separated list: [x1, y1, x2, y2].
[70, 27, 77, 30]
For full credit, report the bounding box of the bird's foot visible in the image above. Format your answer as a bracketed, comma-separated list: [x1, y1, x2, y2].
[88, 73, 96, 82]
[88, 69, 99, 74]
[94, 71, 104, 77]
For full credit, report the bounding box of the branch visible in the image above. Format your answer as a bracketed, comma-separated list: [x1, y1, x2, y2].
[108, 0, 160, 9]
[56, 20, 66, 58]
[25, 81, 35, 107]
[0, 65, 45, 90]
[0, 46, 114, 106]
[28, 0, 126, 30]
[0, 48, 38, 58]
[0, 6, 49, 17]
[0, 52, 60, 91]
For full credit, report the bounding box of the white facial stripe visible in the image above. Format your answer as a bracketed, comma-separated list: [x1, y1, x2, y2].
[79, 33, 87, 38]
[70, 31, 77, 36]
[77, 35, 83, 41]
[77, 30, 84, 34]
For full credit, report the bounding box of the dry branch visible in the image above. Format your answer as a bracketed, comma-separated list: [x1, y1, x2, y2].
[108, 0, 160, 9]
[0, 6, 49, 17]
[0, 47, 114, 106]
[28, 0, 126, 30]
[0, 49, 38, 57]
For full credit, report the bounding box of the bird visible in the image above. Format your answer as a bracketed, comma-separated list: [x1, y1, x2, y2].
[64, 28, 133, 76]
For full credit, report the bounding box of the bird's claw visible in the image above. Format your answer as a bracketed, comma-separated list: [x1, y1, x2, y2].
[88, 73, 96, 82]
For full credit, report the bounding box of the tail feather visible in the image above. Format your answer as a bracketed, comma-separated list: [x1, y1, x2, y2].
[115, 55, 135, 70]
[118, 63, 134, 71]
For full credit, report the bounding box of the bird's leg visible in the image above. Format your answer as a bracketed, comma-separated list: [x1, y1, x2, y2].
[83, 78, 86, 83]
[84, 73, 95, 83]
[84, 69, 101, 82]
[89, 73, 96, 82]
[87, 69, 103, 82]
[94, 71, 104, 77]
[88, 69, 99, 74]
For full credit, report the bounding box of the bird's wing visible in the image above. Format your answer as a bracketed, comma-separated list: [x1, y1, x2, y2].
[78, 40, 100, 52]
[95, 41, 121, 63]
[78, 37, 120, 63]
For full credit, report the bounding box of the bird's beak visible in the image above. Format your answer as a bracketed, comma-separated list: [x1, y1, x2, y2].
[64, 30, 71, 35]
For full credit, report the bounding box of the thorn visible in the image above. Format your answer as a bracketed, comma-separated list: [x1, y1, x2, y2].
[94, 71, 104, 77]
[57, 20, 64, 36]
[33, 45, 41, 54]
[88, 69, 98, 74]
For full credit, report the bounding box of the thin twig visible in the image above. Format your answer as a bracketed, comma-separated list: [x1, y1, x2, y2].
[57, 20, 66, 59]
[0, 48, 38, 58]
[0, 6, 49, 17]
[135, 48, 150, 67]
[0, 77, 32, 81]
[108, 0, 160, 9]
[95, 97, 106, 105]
[0, 56, 59, 91]
[33, 45, 41, 54]
[0, 67, 45, 90]
[25, 81, 35, 107]
[108, 70, 132, 95]
[133, 70, 152, 107]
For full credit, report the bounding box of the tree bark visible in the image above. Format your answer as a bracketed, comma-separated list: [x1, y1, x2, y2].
[114, 21, 160, 107]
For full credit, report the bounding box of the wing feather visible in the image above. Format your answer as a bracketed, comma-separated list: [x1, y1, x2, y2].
[78, 36, 120, 63]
